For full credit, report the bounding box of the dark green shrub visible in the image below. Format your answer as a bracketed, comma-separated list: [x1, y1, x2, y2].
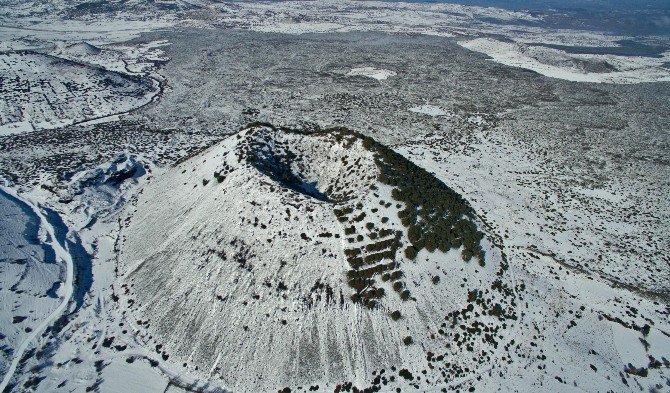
[403, 336, 413, 345]
[366, 238, 397, 253]
[379, 228, 395, 238]
[390, 310, 402, 320]
[404, 246, 418, 260]
[425, 234, 437, 253]
[345, 248, 361, 257]
[490, 304, 503, 317]
[461, 249, 473, 262]
[348, 257, 363, 268]
[408, 225, 421, 243]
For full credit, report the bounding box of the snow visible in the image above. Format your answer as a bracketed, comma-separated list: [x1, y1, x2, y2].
[610, 322, 648, 365]
[0, 186, 75, 392]
[0, 18, 176, 52]
[409, 105, 448, 117]
[459, 37, 670, 84]
[0, 0, 668, 390]
[2, 0, 666, 87]
[254, 22, 349, 35]
[346, 67, 397, 80]
[573, 186, 626, 203]
[0, 121, 35, 136]
[396, 127, 670, 390]
[0, 52, 158, 134]
[62, 42, 102, 56]
[100, 359, 169, 393]
[1, 118, 668, 391]
[0, 189, 62, 375]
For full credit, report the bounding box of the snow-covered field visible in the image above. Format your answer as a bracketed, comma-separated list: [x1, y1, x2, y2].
[346, 67, 397, 81]
[0, 52, 157, 135]
[2, 0, 668, 86]
[396, 127, 670, 391]
[459, 37, 670, 84]
[0, 189, 63, 379]
[0, 0, 668, 392]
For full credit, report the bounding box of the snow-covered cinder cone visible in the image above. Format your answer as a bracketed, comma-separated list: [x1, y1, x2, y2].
[117, 124, 515, 392]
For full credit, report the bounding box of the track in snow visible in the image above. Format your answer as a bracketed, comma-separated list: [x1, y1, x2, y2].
[0, 186, 74, 391]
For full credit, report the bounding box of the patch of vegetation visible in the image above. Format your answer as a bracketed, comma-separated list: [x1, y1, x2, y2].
[360, 134, 486, 265]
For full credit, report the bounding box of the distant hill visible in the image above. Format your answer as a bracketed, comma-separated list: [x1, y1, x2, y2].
[62, 41, 102, 56]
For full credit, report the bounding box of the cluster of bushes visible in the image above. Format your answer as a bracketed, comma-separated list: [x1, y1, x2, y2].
[212, 163, 232, 183]
[347, 254, 400, 307]
[381, 270, 403, 282]
[343, 220, 406, 308]
[348, 277, 374, 292]
[359, 134, 486, 266]
[339, 129, 490, 313]
[353, 212, 367, 222]
[363, 250, 396, 265]
[350, 287, 386, 309]
[334, 207, 354, 222]
[345, 248, 361, 258]
[339, 207, 412, 309]
[366, 236, 399, 253]
[347, 263, 395, 281]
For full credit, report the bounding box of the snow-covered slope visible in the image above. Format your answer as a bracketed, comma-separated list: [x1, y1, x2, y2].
[0, 52, 157, 135]
[61, 42, 102, 56]
[117, 125, 514, 391]
[0, 189, 63, 378]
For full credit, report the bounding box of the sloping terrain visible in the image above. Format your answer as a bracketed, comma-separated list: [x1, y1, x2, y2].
[0, 52, 156, 135]
[0, 190, 63, 378]
[117, 125, 516, 391]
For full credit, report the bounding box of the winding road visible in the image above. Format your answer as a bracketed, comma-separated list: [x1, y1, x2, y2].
[0, 186, 74, 391]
